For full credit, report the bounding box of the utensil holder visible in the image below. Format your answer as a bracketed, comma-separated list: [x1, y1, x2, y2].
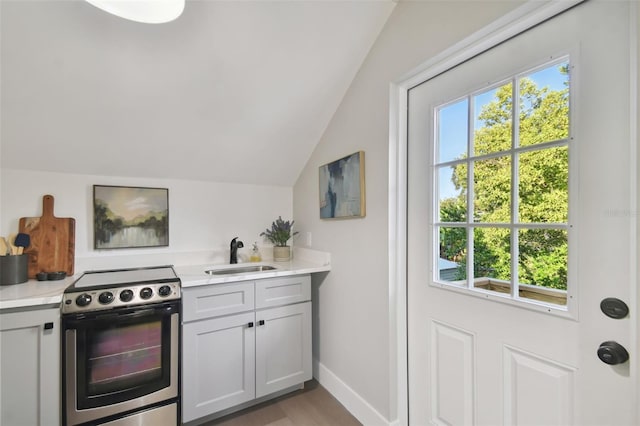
[1, 255, 28, 285]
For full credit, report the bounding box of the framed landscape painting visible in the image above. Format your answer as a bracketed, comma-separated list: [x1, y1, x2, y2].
[94, 185, 169, 249]
[319, 151, 366, 219]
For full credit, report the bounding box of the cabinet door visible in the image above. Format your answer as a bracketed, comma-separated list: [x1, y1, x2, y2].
[0, 306, 60, 426]
[255, 302, 312, 398]
[182, 312, 255, 422]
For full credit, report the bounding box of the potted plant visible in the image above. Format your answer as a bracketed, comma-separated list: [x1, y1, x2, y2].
[260, 216, 298, 261]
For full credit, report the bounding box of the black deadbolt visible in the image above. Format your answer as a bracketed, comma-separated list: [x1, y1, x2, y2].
[600, 298, 629, 319]
[597, 341, 629, 365]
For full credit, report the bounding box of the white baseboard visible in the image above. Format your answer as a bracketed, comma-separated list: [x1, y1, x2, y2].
[313, 359, 392, 426]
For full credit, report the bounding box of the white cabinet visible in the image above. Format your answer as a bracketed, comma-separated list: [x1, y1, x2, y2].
[182, 275, 311, 423]
[0, 305, 61, 426]
[183, 311, 256, 420]
[255, 302, 311, 398]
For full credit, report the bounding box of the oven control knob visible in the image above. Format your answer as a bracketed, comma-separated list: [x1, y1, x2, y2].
[76, 293, 92, 307]
[140, 287, 153, 299]
[119, 289, 134, 302]
[158, 285, 172, 297]
[98, 291, 114, 305]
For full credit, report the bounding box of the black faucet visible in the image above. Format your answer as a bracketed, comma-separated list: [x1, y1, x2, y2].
[230, 237, 244, 264]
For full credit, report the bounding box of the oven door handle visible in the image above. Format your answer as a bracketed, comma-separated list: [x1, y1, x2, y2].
[64, 302, 178, 323]
[92, 307, 161, 322]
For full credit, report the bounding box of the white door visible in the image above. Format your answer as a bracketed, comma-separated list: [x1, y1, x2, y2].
[407, 1, 637, 425]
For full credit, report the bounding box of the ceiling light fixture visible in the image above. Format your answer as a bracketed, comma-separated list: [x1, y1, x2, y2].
[85, 0, 185, 24]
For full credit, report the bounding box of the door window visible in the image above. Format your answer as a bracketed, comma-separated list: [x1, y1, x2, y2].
[434, 59, 571, 308]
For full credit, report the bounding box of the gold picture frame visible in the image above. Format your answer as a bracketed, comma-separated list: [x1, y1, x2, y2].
[93, 185, 169, 249]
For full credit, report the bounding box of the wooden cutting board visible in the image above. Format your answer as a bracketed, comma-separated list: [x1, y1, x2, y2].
[19, 195, 75, 278]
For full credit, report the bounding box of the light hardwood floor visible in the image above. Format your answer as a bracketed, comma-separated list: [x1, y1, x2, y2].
[202, 380, 362, 426]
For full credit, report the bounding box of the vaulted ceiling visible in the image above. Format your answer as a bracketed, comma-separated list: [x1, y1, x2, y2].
[1, 0, 395, 186]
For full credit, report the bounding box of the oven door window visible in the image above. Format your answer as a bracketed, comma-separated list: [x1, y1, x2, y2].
[75, 308, 172, 409]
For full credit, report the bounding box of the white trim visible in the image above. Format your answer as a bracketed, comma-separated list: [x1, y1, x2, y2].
[313, 359, 391, 426]
[396, 1, 583, 90]
[388, 1, 583, 424]
[387, 79, 407, 426]
[629, 0, 639, 421]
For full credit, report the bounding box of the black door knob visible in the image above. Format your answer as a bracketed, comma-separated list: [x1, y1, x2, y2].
[600, 298, 629, 319]
[597, 341, 629, 365]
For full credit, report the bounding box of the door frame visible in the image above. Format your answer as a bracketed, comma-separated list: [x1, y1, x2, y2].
[387, 1, 638, 424]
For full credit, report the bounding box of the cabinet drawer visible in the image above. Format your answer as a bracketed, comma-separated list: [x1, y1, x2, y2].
[183, 282, 255, 322]
[255, 275, 311, 309]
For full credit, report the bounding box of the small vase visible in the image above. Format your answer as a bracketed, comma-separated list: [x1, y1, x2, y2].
[273, 246, 291, 262]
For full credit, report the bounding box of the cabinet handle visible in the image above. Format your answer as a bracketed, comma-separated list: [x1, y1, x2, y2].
[258, 320, 265, 326]
[248, 322, 254, 328]
[44, 322, 54, 330]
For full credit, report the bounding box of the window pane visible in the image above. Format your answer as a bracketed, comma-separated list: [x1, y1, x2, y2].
[473, 83, 512, 156]
[519, 62, 569, 147]
[437, 99, 468, 163]
[473, 228, 511, 281]
[473, 227, 511, 286]
[473, 156, 511, 223]
[438, 165, 466, 222]
[519, 147, 568, 223]
[438, 226, 467, 282]
[518, 228, 568, 305]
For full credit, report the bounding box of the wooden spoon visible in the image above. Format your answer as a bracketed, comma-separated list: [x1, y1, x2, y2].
[7, 233, 17, 255]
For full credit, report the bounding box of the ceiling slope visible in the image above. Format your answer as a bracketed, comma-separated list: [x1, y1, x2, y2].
[1, 0, 395, 186]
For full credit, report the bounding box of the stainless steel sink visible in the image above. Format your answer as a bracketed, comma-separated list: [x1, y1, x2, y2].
[205, 265, 277, 275]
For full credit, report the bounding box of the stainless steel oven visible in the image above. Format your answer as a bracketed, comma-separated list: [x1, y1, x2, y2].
[61, 266, 181, 426]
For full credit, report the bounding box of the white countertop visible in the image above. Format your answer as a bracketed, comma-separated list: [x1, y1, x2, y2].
[176, 259, 330, 288]
[0, 249, 330, 309]
[0, 276, 77, 310]
[175, 248, 331, 288]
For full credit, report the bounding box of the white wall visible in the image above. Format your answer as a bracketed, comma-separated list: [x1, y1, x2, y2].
[1, 168, 292, 272]
[294, 1, 524, 424]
